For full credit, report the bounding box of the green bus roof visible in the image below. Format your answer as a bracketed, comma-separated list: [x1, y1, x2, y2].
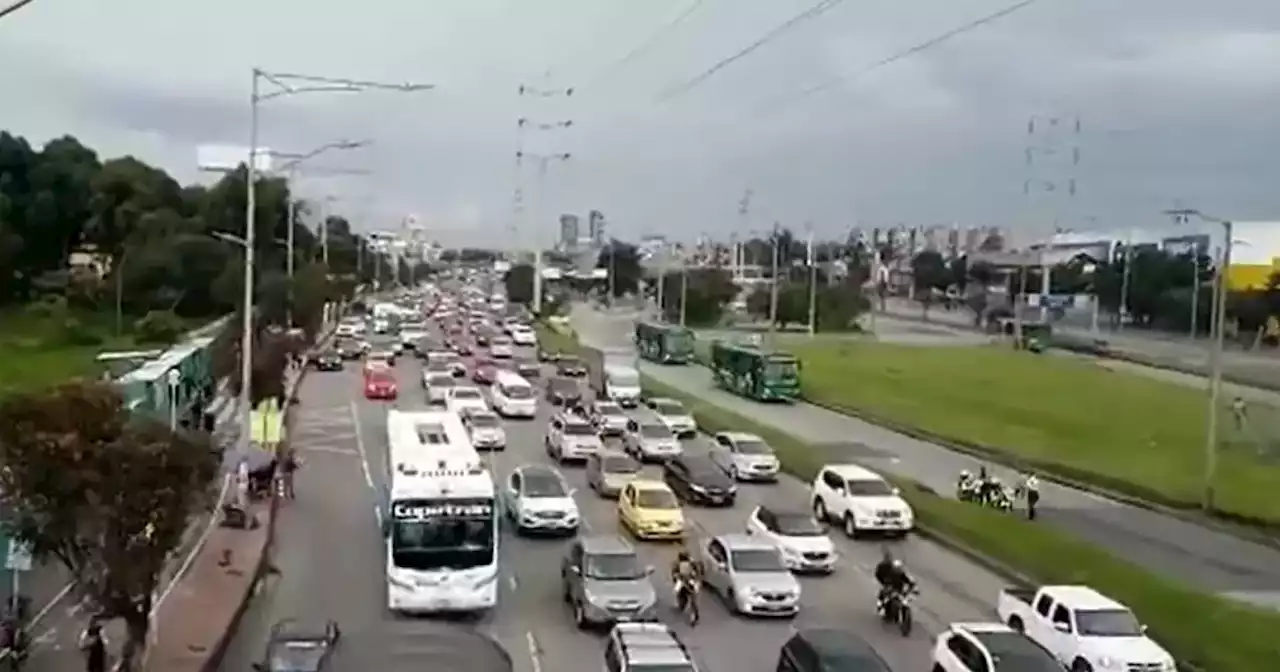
[636, 321, 693, 334]
[712, 340, 796, 359]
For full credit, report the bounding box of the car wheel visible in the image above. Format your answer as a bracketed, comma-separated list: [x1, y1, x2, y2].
[843, 513, 859, 539]
[813, 498, 828, 524]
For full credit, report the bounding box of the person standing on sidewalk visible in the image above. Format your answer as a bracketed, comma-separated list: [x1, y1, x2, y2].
[79, 620, 108, 672]
[1022, 472, 1041, 520]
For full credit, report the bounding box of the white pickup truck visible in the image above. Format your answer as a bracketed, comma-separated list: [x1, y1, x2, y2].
[996, 584, 1177, 672]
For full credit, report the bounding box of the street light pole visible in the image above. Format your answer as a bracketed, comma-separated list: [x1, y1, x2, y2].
[768, 223, 781, 343]
[1166, 208, 1234, 511]
[241, 68, 430, 453]
[805, 225, 817, 336]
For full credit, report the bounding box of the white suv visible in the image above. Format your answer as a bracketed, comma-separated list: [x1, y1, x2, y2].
[546, 412, 604, 464]
[809, 464, 913, 538]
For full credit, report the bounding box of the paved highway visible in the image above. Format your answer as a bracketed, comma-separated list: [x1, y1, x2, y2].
[220, 329, 1012, 671]
[573, 306, 1280, 610]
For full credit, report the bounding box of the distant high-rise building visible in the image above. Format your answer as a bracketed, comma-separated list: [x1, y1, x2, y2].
[559, 214, 580, 251]
[588, 209, 606, 246]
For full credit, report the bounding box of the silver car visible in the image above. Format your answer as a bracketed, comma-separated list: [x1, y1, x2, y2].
[560, 535, 658, 629]
[699, 534, 801, 617]
[589, 401, 630, 436]
[587, 451, 641, 499]
[710, 432, 780, 482]
[644, 398, 698, 439]
[623, 418, 682, 463]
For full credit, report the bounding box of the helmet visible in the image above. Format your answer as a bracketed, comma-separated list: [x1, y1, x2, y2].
[960, 470, 971, 478]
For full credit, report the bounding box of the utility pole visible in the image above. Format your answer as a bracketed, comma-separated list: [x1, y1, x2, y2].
[679, 242, 690, 327]
[1024, 114, 1081, 320]
[516, 79, 574, 316]
[805, 223, 817, 336]
[1118, 228, 1133, 331]
[737, 189, 753, 285]
[768, 222, 781, 343]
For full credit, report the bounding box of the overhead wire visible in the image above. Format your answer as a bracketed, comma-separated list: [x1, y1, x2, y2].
[751, 0, 1048, 116]
[0, 0, 37, 21]
[654, 0, 850, 103]
[582, 0, 708, 92]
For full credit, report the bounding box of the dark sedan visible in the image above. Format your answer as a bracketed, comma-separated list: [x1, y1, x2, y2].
[253, 618, 341, 672]
[555, 356, 587, 377]
[545, 376, 582, 406]
[311, 350, 344, 371]
[334, 340, 363, 360]
[515, 359, 541, 379]
[662, 454, 737, 506]
[537, 346, 560, 363]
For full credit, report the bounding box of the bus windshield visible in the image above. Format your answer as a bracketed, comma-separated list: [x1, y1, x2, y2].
[389, 499, 496, 570]
[763, 359, 798, 379]
[666, 330, 694, 353]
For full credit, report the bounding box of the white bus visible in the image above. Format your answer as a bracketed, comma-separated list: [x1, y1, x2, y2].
[383, 409, 498, 614]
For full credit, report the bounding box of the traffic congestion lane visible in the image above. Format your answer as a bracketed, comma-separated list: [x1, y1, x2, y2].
[570, 305, 1280, 606]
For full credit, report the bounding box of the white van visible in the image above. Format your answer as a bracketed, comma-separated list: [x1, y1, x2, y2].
[490, 371, 536, 418]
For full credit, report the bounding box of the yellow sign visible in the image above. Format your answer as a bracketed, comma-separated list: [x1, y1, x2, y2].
[250, 399, 285, 445]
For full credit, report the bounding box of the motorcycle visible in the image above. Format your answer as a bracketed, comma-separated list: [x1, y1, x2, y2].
[673, 577, 701, 626]
[880, 588, 915, 637]
[0, 619, 29, 670]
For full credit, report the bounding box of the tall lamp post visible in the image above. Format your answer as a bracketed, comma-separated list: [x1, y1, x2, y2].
[241, 69, 431, 452]
[1164, 208, 1235, 511]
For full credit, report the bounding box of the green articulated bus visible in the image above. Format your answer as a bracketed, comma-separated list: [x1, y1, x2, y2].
[709, 340, 801, 402]
[634, 321, 696, 364]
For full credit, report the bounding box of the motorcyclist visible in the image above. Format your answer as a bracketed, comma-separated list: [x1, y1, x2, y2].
[874, 549, 916, 616]
[977, 467, 1002, 506]
[956, 470, 977, 500]
[670, 550, 703, 620]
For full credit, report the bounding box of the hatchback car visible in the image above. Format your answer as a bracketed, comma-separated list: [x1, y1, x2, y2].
[618, 480, 684, 541]
[587, 451, 641, 499]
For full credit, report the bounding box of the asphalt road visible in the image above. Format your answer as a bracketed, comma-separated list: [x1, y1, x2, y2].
[573, 306, 1280, 610]
[220, 331, 1013, 672]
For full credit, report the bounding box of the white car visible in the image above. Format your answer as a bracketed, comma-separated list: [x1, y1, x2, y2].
[462, 409, 506, 450]
[510, 326, 537, 346]
[545, 412, 604, 463]
[426, 350, 466, 377]
[810, 464, 913, 538]
[489, 337, 515, 359]
[710, 432, 780, 482]
[445, 386, 489, 415]
[588, 400, 629, 436]
[930, 623, 1064, 672]
[503, 465, 580, 535]
[399, 324, 428, 349]
[745, 505, 836, 574]
[422, 371, 456, 405]
[643, 398, 697, 439]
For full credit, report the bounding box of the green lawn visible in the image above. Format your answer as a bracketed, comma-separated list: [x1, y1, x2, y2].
[0, 311, 140, 398]
[790, 341, 1280, 526]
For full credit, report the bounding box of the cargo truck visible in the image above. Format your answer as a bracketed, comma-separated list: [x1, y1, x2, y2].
[582, 345, 643, 408]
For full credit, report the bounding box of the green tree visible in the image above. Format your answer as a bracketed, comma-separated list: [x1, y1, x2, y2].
[0, 380, 220, 670]
[658, 268, 737, 326]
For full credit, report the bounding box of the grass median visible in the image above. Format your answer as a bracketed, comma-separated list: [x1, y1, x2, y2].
[757, 338, 1280, 527]
[641, 373, 1280, 672]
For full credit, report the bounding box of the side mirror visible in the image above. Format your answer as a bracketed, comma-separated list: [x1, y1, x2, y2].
[1140, 624, 1148, 633]
[645, 565, 655, 575]
[380, 518, 391, 538]
[891, 487, 901, 495]
[1053, 622, 1071, 633]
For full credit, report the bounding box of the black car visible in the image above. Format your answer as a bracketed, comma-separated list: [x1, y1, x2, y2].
[555, 356, 587, 377]
[311, 350, 344, 371]
[662, 454, 736, 506]
[537, 346, 560, 363]
[253, 618, 341, 672]
[334, 339, 363, 360]
[776, 628, 890, 672]
[515, 360, 541, 379]
[545, 376, 582, 406]
[476, 332, 492, 347]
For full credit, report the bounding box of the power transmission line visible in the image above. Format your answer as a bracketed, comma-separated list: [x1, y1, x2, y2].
[654, 0, 848, 103]
[583, 0, 708, 92]
[752, 0, 1047, 115]
[0, 0, 37, 21]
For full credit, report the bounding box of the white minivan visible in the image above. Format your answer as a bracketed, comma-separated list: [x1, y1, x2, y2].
[490, 371, 537, 418]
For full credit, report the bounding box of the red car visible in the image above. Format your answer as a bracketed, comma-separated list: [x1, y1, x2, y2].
[471, 359, 498, 385]
[364, 371, 398, 400]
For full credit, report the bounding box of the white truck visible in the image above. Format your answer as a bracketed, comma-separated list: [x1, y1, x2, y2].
[583, 345, 642, 408]
[996, 584, 1177, 672]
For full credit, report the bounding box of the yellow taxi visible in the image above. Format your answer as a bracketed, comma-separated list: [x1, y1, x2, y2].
[617, 479, 685, 541]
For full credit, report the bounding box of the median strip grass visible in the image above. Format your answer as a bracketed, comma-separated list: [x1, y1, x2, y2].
[641, 374, 1279, 672]
[784, 340, 1280, 528]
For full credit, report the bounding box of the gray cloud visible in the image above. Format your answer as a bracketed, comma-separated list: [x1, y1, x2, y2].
[3, 0, 1280, 243]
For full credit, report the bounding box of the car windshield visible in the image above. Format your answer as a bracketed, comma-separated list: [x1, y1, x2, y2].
[551, 380, 578, 392]
[469, 414, 500, 428]
[610, 371, 639, 386]
[603, 456, 640, 473]
[501, 384, 533, 399]
[733, 439, 771, 455]
[452, 389, 482, 399]
[269, 641, 326, 672]
[559, 357, 581, 367]
[635, 488, 678, 509]
[523, 472, 568, 497]
[368, 374, 394, 384]
[493, 338, 512, 346]
[653, 401, 685, 415]
[429, 376, 455, 387]
[1075, 609, 1144, 636]
[729, 548, 786, 572]
[845, 479, 894, 496]
[976, 632, 1065, 672]
[631, 665, 695, 672]
[564, 422, 596, 436]
[772, 513, 824, 536]
[597, 403, 623, 416]
[584, 552, 646, 580]
[640, 424, 673, 439]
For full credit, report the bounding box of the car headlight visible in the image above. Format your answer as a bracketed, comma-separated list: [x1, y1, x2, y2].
[689, 483, 707, 494]
[1094, 657, 1118, 669]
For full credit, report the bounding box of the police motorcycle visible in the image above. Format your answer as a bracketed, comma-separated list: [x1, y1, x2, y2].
[956, 471, 1014, 512]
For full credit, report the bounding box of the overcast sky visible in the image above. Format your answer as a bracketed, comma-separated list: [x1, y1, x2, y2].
[3, 0, 1279, 246]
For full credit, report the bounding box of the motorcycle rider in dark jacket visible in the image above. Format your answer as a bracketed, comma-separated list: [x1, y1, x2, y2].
[874, 550, 916, 614]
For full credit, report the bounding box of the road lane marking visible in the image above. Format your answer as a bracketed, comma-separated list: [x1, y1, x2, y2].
[152, 473, 233, 616]
[525, 631, 543, 672]
[349, 400, 376, 490]
[303, 444, 360, 456]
